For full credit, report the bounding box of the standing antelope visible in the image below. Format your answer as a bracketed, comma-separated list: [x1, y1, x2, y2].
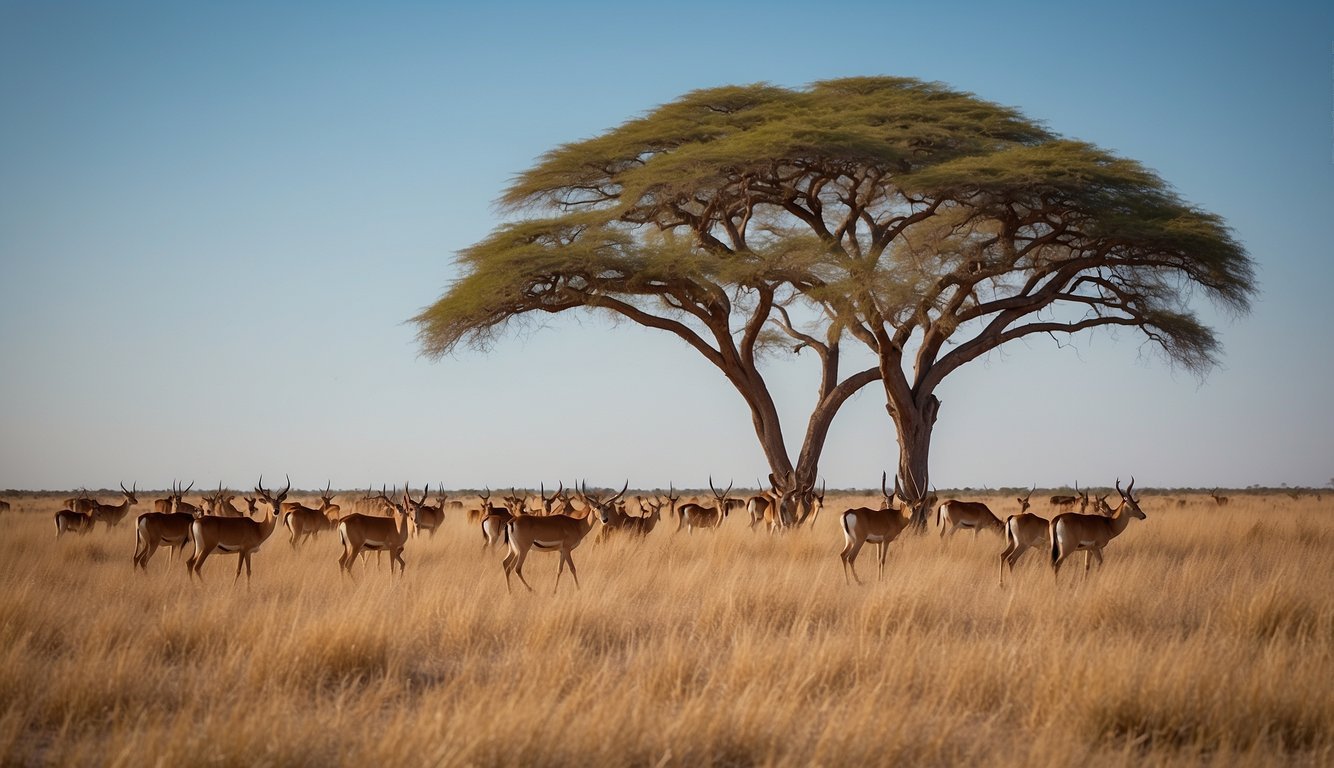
[133, 496, 196, 570]
[407, 483, 445, 537]
[624, 491, 672, 537]
[186, 476, 288, 583]
[998, 487, 1048, 587]
[504, 481, 623, 593]
[675, 478, 733, 533]
[337, 491, 413, 576]
[1050, 478, 1147, 578]
[935, 492, 1004, 540]
[54, 507, 97, 538]
[88, 482, 139, 529]
[839, 473, 913, 585]
[0, 499, 9, 514]
[1210, 488, 1230, 507]
[284, 482, 340, 548]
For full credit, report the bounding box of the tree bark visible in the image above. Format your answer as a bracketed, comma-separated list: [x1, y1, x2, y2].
[889, 392, 939, 529]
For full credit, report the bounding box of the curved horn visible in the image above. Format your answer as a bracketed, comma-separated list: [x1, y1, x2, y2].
[612, 480, 629, 502]
[1126, 476, 1135, 498]
[1115, 478, 1124, 497]
[281, 474, 291, 497]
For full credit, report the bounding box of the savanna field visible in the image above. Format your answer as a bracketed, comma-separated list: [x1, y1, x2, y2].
[0, 490, 1330, 767]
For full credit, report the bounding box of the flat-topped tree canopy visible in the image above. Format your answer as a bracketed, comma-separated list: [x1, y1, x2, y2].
[414, 76, 1254, 523]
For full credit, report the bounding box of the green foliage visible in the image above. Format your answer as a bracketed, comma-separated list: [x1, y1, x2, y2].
[415, 75, 1255, 386]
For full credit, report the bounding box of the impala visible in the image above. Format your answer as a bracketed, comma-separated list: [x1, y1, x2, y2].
[839, 473, 913, 584]
[337, 491, 414, 576]
[997, 487, 1048, 586]
[186, 476, 289, 583]
[1050, 478, 1147, 578]
[133, 496, 196, 570]
[935, 492, 1004, 539]
[1210, 488, 1230, 507]
[504, 481, 624, 593]
[88, 482, 139, 529]
[54, 507, 97, 538]
[284, 481, 341, 548]
[408, 483, 445, 538]
[675, 478, 733, 533]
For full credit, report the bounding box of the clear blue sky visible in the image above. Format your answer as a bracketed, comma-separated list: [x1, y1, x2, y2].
[1, 1, 1331, 492]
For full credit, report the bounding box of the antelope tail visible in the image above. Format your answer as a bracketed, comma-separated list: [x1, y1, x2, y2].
[1049, 519, 1060, 565]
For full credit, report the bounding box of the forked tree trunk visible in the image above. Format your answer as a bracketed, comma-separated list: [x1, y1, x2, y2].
[891, 393, 940, 529]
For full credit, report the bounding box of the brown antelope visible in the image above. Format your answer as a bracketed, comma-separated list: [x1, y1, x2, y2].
[1050, 478, 1147, 578]
[87, 482, 139, 529]
[624, 489, 674, 537]
[133, 496, 196, 570]
[935, 492, 1004, 540]
[284, 481, 341, 548]
[0, 499, 9, 514]
[839, 473, 914, 584]
[171, 481, 203, 518]
[1091, 492, 1114, 516]
[1049, 482, 1089, 514]
[337, 492, 413, 576]
[504, 481, 623, 593]
[748, 473, 801, 533]
[1210, 488, 1230, 507]
[64, 491, 96, 515]
[998, 487, 1048, 586]
[798, 481, 827, 527]
[590, 485, 637, 542]
[54, 507, 97, 538]
[408, 483, 445, 538]
[675, 478, 733, 533]
[211, 484, 246, 517]
[186, 476, 288, 582]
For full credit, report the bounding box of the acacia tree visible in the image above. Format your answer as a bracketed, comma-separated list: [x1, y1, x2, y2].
[414, 77, 1254, 524]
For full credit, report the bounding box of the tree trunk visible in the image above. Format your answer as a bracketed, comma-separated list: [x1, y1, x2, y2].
[890, 393, 940, 529]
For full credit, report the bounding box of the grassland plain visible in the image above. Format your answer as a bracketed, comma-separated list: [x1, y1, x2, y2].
[0, 490, 1329, 767]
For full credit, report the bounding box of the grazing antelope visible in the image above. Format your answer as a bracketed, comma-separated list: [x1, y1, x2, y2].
[337, 492, 414, 576]
[1210, 488, 1230, 507]
[1050, 478, 1147, 578]
[88, 482, 139, 529]
[133, 496, 196, 570]
[675, 478, 733, 533]
[998, 487, 1048, 586]
[748, 473, 802, 533]
[408, 483, 445, 538]
[505, 481, 623, 593]
[54, 507, 97, 538]
[839, 473, 913, 585]
[186, 476, 288, 583]
[1049, 482, 1089, 514]
[935, 492, 1004, 540]
[284, 481, 340, 548]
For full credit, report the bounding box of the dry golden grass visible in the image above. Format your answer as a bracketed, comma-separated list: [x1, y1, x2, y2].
[0, 490, 1330, 767]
